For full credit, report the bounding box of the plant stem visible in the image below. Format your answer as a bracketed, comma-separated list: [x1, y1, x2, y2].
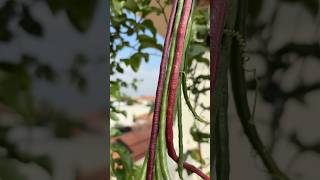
[156, 0, 169, 25]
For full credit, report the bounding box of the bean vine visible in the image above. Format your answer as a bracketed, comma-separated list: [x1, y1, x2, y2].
[143, 0, 210, 179]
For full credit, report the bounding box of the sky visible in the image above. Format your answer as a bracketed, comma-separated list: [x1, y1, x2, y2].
[111, 35, 163, 96]
[110, 13, 164, 97]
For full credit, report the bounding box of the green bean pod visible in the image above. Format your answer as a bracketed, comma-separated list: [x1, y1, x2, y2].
[181, 72, 209, 125]
[138, 155, 148, 180]
[211, 0, 238, 179]
[155, 152, 163, 180]
[157, 0, 186, 179]
[176, 0, 197, 179]
[177, 85, 184, 179]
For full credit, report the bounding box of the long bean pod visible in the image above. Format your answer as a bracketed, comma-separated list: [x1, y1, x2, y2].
[212, 38, 231, 180]
[181, 72, 209, 125]
[146, 0, 179, 179]
[155, 0, 186, 179]
[155, 152, 163, 180]
[180, 0, 209, 126]
[210, 0, 228, 177]
[177, 84, 184, 179]
[176, 0, 197, 178]
[210, 0, 238, 180]
[165, 0, 210, 179]
[138, 154, 148, 180]
[210, 0, 227, 93]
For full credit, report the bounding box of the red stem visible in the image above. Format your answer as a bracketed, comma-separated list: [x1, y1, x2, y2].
[210, 0, 227, 91]
[165, 0, 210, 179]
[146, 0, 179, 179]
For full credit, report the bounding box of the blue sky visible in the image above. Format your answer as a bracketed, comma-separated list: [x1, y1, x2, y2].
[111, 18, 164, 96]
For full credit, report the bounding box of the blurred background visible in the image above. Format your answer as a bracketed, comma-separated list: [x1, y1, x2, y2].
[110, 0, 320, 180]
[229, 0, 320, 179]
[0, 0, 107, 180]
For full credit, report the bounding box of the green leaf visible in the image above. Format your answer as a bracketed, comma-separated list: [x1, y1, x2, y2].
[46, 0, 98, 31]
[137, 34, 156, 43]
[131, 165, 143, 179]
[140, 6, 161, 18]
[302, 0, 319, 16]
[111, 128, 122, 137]
[138, 35, 162, 51]
[0, 27, 13, 42]
[30, 155, 53, 175]
[122, 53, 143, 72]
[72, 54, 88, 66]
[110, 81, 121, 99]
[188, 43, 208, 58]
[112, 0, 125, 15]
[188, 148, 205, 165]
[35, 64, 56, 82]
[0, 61, 34, 119]
[110, 112, 120, 121]
[194, 56, 209, 66]
[19, 5, 43, 37]
[64, 0, 98, 32]
[190, 126, 209, 143]
[125, 0, 139, 12]
[110, 142, 134, 179]
[0, 0, 15, 41]
[248, 0, 263, 18]
[46, 0, 64, 14]
[0, 158, 28, 180]
[282, 0, 319, 17]
[69, 67, 87, 92]
[142, 19, 157, 36]
[116, 63, 124, 73]
[139, 42, 163, 51]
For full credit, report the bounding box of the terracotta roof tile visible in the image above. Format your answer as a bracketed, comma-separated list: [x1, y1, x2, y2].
[135, 113, 153, 122]
[130, 140, 150, 161]
[134, 96, 155, 102]
[111, 123, 152, 161]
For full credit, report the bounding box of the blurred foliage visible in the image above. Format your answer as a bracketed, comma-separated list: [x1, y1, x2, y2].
[190, 125, 210, 143]
[0, 158, 29, 180]
[110, 142, 142, 179]
[243, 0, 320, 179]
[0, 0, 100, 179]
[110, 0, 165, 123]
[187, 148, 206, 165]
